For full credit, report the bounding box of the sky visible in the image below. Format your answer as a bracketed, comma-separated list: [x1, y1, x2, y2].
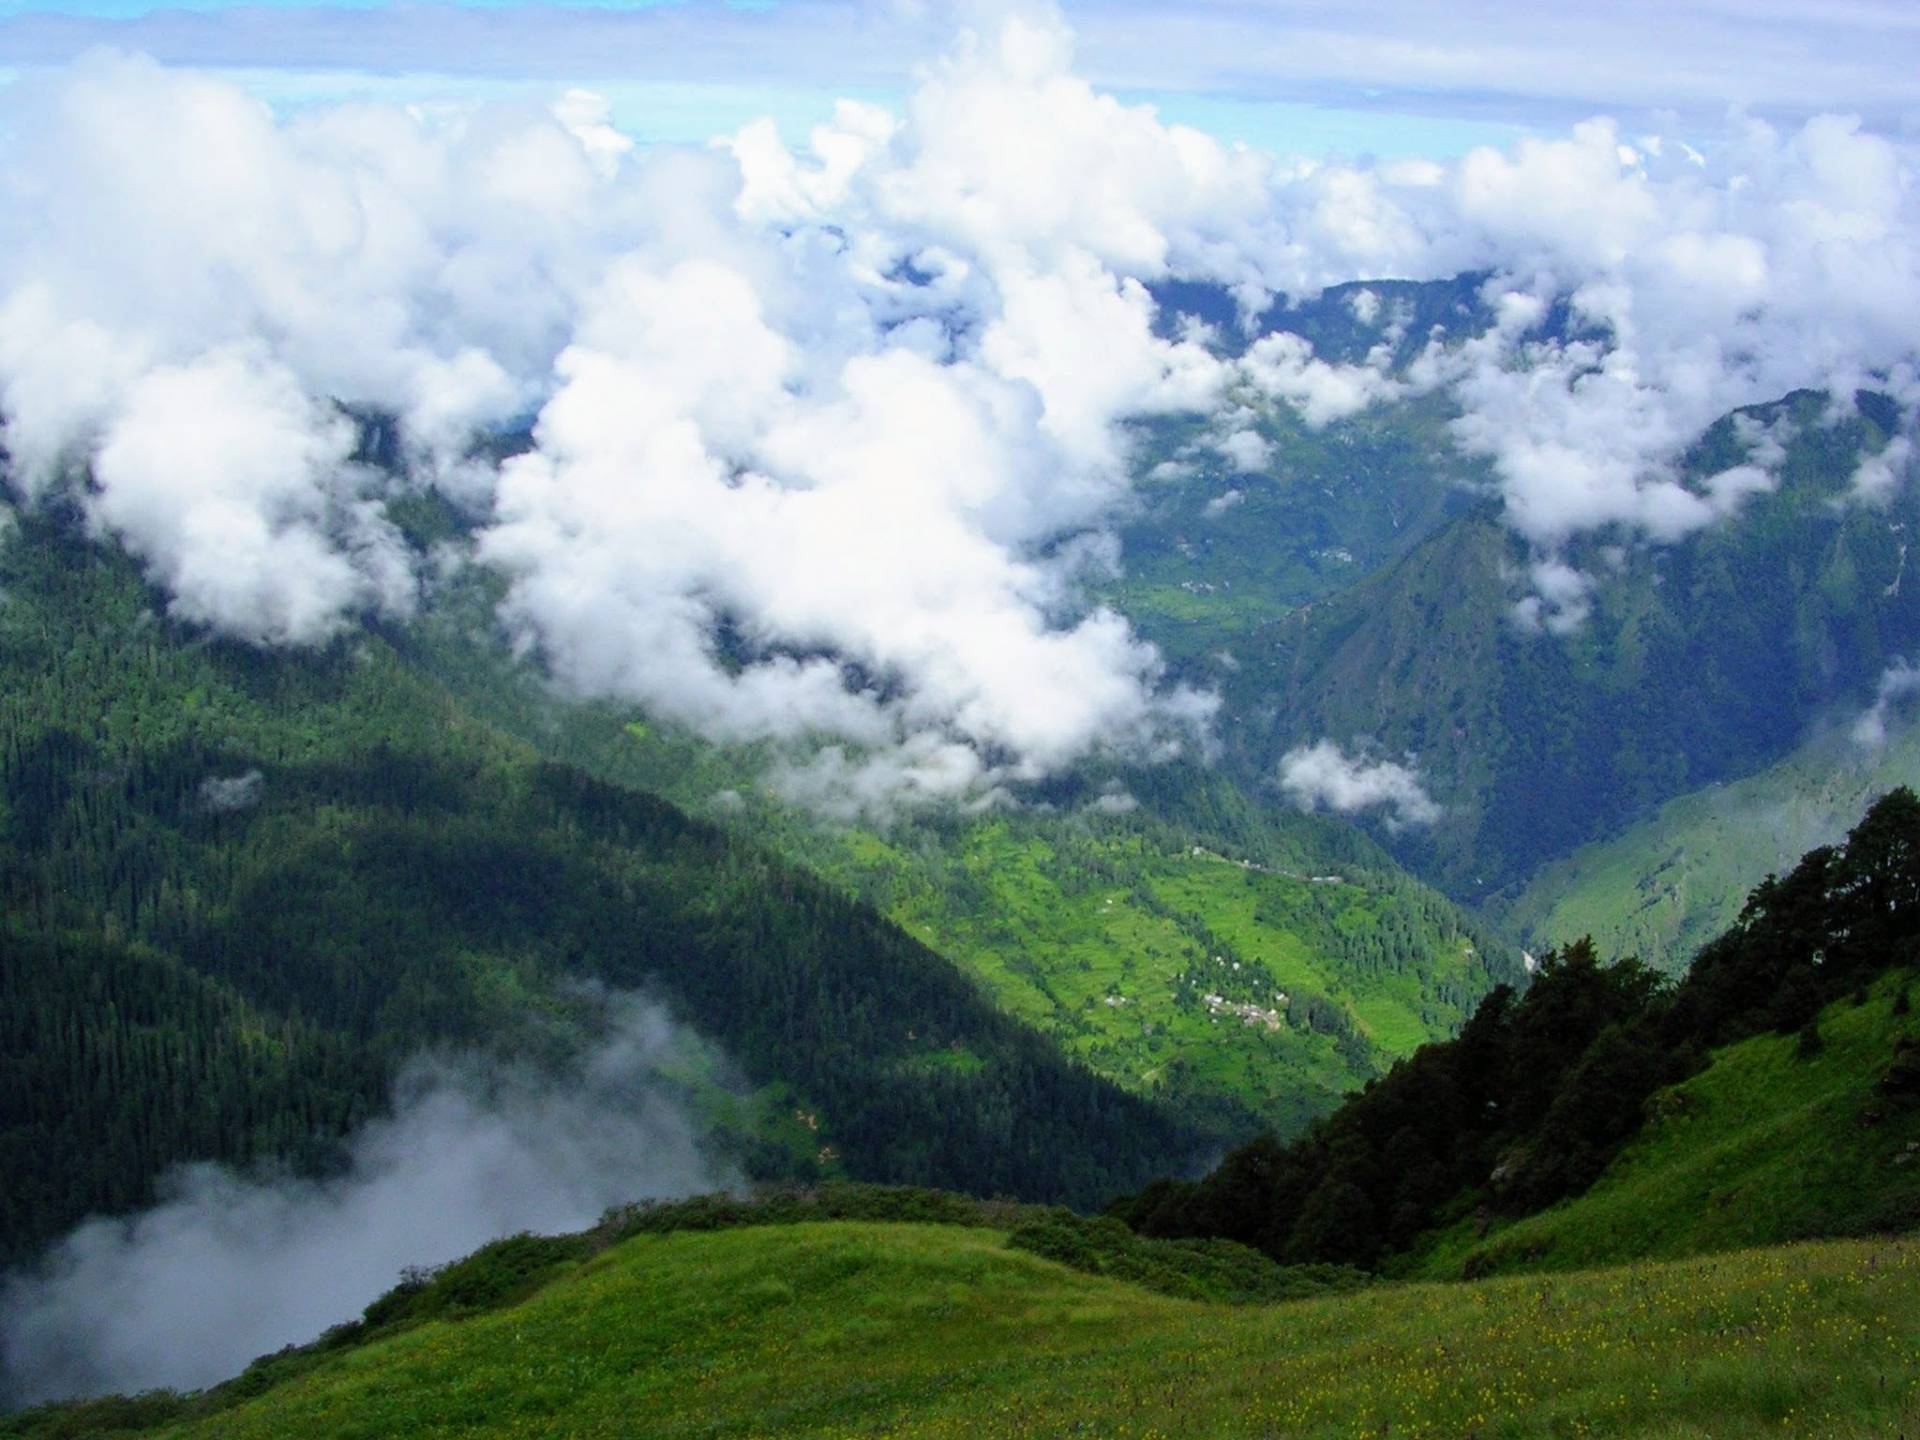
[0, 0, 1916, 157]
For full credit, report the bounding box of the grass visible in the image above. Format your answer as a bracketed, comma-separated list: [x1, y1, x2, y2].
[1413, 973, 1920, 1281]
[21, 1220, 1920, 1439]
[826, 818, 1488, 1135]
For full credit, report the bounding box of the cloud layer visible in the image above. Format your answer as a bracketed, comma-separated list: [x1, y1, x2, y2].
[0, 7, 1917, 809]
[0, 998, 733, 1405]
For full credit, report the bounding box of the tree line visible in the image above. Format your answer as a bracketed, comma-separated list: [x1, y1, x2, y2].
[1113, 787, 1920, 1267]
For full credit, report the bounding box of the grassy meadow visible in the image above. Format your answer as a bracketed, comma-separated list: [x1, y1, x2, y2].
[19, 1219, 1918, 1440]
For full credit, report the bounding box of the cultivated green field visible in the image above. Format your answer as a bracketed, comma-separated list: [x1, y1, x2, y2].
[28, 1220, 1920, 1439]
[822, 818, 1492, 1133]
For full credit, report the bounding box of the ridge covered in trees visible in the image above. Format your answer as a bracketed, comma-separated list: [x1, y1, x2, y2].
[0, 516, 1203, 1259]
[1113, 788, 1920, 1267]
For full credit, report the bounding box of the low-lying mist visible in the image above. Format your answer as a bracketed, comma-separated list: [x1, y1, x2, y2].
[0, 996, 735, 1407]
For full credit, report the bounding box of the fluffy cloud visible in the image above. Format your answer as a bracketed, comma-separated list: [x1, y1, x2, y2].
[1278, 740, 1440, 829]
[1214, 430, 1271, 473]
[90, 348, 409, 643]
[0, 30, 1242, 812]
[1241, 330, 1400, 428]
[1853, 435, 1915, 505]
[1395, 114, 1920, 614]
[2, 8, 1918, 811]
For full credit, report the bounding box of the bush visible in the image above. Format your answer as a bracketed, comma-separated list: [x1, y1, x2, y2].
[1007, 1211, 1364, 1304]
[359, 1232, 591, 1331]
[601, 1184, 1031, 1243]
[1878, 1038, 1920, 1103]
[1796, 1019, 1826, 1059]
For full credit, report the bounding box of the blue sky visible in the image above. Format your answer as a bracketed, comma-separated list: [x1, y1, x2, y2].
[0, 0, 1913, 160]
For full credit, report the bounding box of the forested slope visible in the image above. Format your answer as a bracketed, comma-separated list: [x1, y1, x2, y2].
[0, 515, 1201, 1257]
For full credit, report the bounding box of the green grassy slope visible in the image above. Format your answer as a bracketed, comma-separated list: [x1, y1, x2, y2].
[1416, 973, 1920, 1281]
[18, 1219, 1920, 1439]
[816, 815, 1495, 1134]
[1500, 725, 1920, 973]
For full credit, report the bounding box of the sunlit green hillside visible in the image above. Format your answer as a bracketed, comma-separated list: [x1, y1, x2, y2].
[16, 1217, 1918, 1440]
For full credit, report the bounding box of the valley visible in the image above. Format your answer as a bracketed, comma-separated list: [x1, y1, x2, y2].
[3, 36, 1920, 1425]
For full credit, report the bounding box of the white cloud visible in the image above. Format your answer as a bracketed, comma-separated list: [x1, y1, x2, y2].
[1240, 330, 1400, 427]
[1402, 113, 1920, 620]
[1203, 487, 1245, 517]
[1278, 740, 1440, 829]
[89, 347, 408, 644]
[0, 998, 732, 1405]
[1851, 659, 1920, 748]
[551, 88, 633, 178]
[1214, 428, 1271, 473]
[197, 769, 265, 813]
[1852, 435, 1914, 505]
[1510, 557, 1595, 635]
[0, 35, 1242, 814]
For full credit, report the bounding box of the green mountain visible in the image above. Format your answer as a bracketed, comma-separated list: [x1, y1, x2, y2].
[1500, 718, 1920, 973]
[1119, 282, 1920, 908]
[8, 276, 1909, 1270]
[0, 514, 1205, 1258]
[398, 542, 1518, 1140]
[1144, 385, 1915, 897]
[1101, 389, 1482, 668]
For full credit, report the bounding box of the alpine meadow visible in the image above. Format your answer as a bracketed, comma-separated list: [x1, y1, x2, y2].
[2, 1, 1920, 1435]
